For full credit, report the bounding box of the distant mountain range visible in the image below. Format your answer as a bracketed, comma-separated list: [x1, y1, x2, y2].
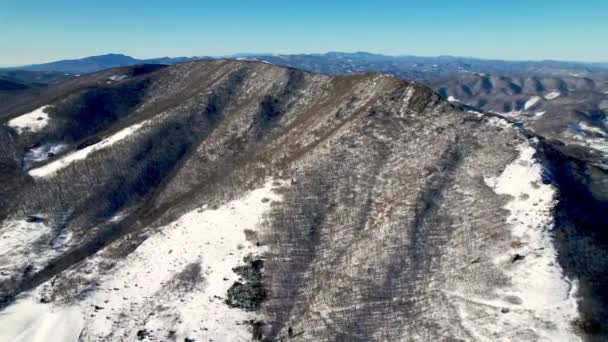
[5, 52, 607, 74]
[6, 54, 207, 73]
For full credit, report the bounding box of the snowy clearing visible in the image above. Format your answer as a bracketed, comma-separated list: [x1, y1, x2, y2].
[108, 74, 128, 81]
[28, 121, 146, 178]
[447, 96, 460, 102]
[0, 179, 286, 342]
[23, 143, 66, 169]
[524, 96, 541, 110]
[0, 217, 71, 277]
[458, 142, 581, 341]
[7, 106, 52, 134]
[544, 91, 560, 100]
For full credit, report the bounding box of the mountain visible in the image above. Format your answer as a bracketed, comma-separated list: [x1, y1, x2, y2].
[0, 69, 75, 89]
[0, 60, 606, 341]
[239, 52, 608, 161]
[14, 54, 140, 73]
[428, 73, 608, 157]
[9, 53, 206, 73]
[240, 52, 608, 78]
[0, 70, 75, 113]
[7, 53, 608, 157]
[8, 52, 607, 75]
[19, 51, 606, 157]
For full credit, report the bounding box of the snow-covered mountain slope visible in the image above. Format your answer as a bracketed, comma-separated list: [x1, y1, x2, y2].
[1, 60, 607, 341]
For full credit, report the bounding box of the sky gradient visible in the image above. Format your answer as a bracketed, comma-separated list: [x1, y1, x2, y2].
[1, 0, 606, 66]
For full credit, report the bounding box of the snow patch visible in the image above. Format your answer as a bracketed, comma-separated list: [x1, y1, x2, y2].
[447, 96, 460, 103]
[578, 122, 606, 136]
[524, 96, 541, 110]
[563, 122, 608, 155]
[108, 74, 127, 82]
[23, 143, 66, 169]
[0, 179, 285, 341]
[28, 121, 146, 178]
[564, 125, 608, 156]
[0, 298, 83, 342]
[500, 110, 524, 118]
[486, 116, 511, 128]
[458, 142, 581, 341]
[0, 218, 64, 276]
[7, 106, 52, 134]
[544, 91, 560, 100]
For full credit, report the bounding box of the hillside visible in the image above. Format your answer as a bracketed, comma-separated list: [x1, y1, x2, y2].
[0, 60, 606, 341]
[8, 52, 607, 161]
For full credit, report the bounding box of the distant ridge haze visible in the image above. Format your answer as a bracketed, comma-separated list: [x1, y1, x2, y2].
[4, 52, 608, 74]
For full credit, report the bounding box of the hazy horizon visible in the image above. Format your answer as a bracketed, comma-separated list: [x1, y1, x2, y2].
[1, 50, 607, 69]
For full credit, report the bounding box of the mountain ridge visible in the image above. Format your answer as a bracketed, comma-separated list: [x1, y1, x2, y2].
[6, 52, 608, 74]
[6, 53, 207, 73]
[0, 59, 606, 341]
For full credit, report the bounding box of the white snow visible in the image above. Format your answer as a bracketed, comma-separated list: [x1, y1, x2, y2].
[534, 111, 546, 118]
[108, 74, 127, 81]
[0, 297, 83, 342]
[0, 218, 66, 277]
[28, 121, 146, 178]
[580, 139, 608, 155]
[486, 116, 511, 128]
[500, 110, 523, 118]
[0, 179, 285, 341]
[524, 96, 542, 110]
[544, 91, 561, 100]
[458, 142, 581, 341]
[0, 219, 50, 260]
[447, 96, 460, 103]
[7, 106, 52, 134]
[578, 122, 606, 136]
[564, 125, 608, 156]
[23, 143, 66, 169]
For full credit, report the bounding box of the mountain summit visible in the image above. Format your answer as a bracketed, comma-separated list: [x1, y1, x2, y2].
[12, 54, 204, 73]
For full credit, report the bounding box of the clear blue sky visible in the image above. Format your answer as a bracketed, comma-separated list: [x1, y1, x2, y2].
[1, 0, 606, 65]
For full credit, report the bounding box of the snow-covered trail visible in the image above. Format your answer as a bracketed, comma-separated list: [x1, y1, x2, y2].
[28, 121, 147, 178]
